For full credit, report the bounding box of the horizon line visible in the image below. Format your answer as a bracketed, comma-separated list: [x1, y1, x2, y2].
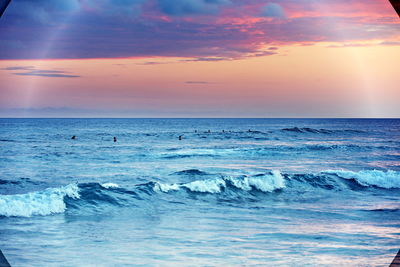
[0, 117, 399, 120]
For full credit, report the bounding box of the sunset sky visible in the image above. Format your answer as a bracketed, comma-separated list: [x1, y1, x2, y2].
[0, 0, 399, 117]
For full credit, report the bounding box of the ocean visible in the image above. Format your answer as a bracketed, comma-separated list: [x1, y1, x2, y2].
[0, 118, 399, 266]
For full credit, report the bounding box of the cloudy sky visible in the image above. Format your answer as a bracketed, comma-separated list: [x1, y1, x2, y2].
[0, 0, 399, 117]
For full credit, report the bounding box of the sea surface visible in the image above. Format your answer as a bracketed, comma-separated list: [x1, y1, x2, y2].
[0, 118, 399, 266]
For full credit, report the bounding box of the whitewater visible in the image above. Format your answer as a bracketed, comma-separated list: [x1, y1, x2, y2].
[0, 118, 399, 266]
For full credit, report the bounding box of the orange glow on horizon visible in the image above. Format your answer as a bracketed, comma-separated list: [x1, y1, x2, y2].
[1, 43, 399, 117]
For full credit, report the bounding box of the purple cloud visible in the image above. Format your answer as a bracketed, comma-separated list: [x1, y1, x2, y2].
[156, 0, 230, 16]
[1, 66, 80, 78]
[260, 3, 286, 18]
[0, 0, 398, 60]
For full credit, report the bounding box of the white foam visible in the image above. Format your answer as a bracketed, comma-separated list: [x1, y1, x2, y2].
[154, 183, 180, 192]
[101, 183, 119, 189]
[0, 184, 80, 217]
[182, 178, 226, 193]
[325, 170, 400, 189]
[154, 171, 285, 194]
[228, 170, 285, 192]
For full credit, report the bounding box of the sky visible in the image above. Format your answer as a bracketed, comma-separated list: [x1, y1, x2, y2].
[0, 0, 399, 117]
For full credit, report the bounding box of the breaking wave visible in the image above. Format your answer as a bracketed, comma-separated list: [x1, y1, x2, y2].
[325, 170, 400, 189]
[154, 171, 285, 193]
[1, 170, 398, 218]
[281, 127, 365, 134]
[0, 184, 79, 217]
[101, 183, 119, 189]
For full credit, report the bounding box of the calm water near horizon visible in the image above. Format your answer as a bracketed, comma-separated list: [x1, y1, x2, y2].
[0, 118, 399, 266]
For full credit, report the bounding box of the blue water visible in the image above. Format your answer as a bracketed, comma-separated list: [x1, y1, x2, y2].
[0, 118, 399, 266]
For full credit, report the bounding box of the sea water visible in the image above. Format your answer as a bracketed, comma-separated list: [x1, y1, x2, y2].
[0, 118, 399, 266]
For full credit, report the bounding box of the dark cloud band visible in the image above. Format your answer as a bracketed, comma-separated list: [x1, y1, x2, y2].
[0, 0, 398, 60]
[1, 66, 80, 78]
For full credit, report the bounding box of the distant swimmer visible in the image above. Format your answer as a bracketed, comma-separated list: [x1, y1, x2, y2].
[178, 135, 183, 140]
[194, 130, 197, 133]
[208, 130, 211, 133]
[113, 137, 117, 142]
[222, 130, 225, 133]
[248, 129, 251, 132]
[71, 135, 76, 140]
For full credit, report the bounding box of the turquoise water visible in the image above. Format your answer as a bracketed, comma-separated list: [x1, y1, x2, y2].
[0, 118, 399, 266]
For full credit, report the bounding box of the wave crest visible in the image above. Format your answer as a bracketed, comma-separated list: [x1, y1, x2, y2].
[281, 127, 364, 134]
[325, 170, 400, 189]
[0, 184, 80, 217]
[1, 170, 398, 218]
[154, 170, 285, 194]
[101, 183, 119, 189]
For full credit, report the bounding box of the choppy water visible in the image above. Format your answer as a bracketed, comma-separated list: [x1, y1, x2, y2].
[0, 118, 399, 266]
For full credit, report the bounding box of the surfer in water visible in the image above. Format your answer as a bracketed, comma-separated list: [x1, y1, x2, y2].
[71, 135, 76, 140]
[113, 137, 117, 142]
[178, 135, 183, 140]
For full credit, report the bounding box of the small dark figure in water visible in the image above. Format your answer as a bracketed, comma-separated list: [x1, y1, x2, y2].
[207, 130, 211, 133]
[71, 135, 76, 140]
[178, 135, 183, 140]
[194, 130, 197, 133]
[222, 130, 225, 133]
[248, 129, 252, 132]
[113, 137, 117, 142]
